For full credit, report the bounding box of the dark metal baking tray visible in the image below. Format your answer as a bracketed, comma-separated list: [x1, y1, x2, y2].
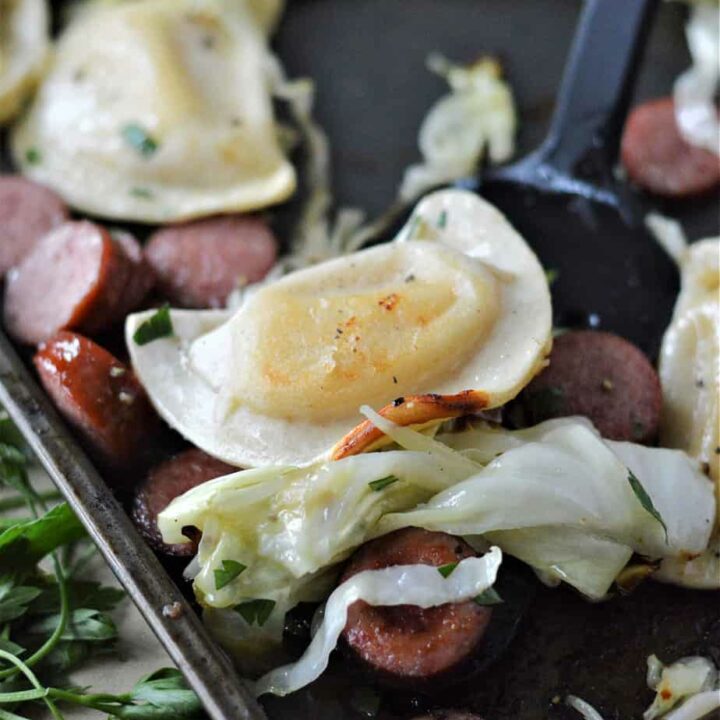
[1, 2, 719, 719]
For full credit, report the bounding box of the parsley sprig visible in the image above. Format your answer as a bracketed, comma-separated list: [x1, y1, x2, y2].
[0, 412, 205, 719]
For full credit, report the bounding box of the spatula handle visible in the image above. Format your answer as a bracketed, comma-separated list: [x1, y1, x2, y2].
[538, 0, 658, 179]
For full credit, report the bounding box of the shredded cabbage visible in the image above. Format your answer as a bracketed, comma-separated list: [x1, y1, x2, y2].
[656, 530, 720, 589]
[253, 548, 502, 696]
[160, 416, 713, 630]
[673, 2, 720, 155]
[663, 691, 720, 720]
[568, 655, 720, 720]
[400, 54, 517, 202]
[566, 696, 606, 720]
[379, 416, 714, 597]
[645, 655, 718, 719]
[158, 448, 478, 639]
[259, 51, 518, 281]
[651, 234, 720, 589]
[159, 413, 714, 678]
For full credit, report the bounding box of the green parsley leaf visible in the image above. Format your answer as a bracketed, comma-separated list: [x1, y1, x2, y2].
[121, 123, 159, 158]
[368, 475, 400, 492]
[0, 414, 26, 450]
[437, 562, 458, 578]
[121, 668, 205, 719]
[133, 305, 174, 346]
[0, 637, 25, 658]
[627, 470, 668, 541]
[437, 209, 448, 229]
[0, 579, 42, 623]
[24, 147, 42, 165]
[0, 504, 85, 574]
[0, 444, 27, 467]
[129, 186, 154, 200]
[40, 640, 92, 676]
[235, 599, 275, 627]
[545, 268, 559, 286]
[474, 587, 503, 606]
[27, 608, 117, 643]
[214, 560, 247, 591]
[30, 580, 125, 615]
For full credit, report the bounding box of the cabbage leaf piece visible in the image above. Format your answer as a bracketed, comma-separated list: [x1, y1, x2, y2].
[159, 417, 714, 662]
[160, 448, 476, 608]
[254, 548, 502, 697]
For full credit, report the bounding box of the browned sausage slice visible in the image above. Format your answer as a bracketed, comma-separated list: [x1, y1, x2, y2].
[144, 215, 277, 308]
[4, 221, 154, 345]
[341, 528, 493, 688]
[34, 331, 159, 472]
[518, 330, 661, 443]
[131, 448, 235, 556]
[0, 176, 69, 275]
[621, 97, 720, 197]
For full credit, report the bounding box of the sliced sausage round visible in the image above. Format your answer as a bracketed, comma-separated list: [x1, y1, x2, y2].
[131, 448, 235, 556]
[0, 176, 69, 276]
[4, 221, 154, 345]
[341, 528, 493, 688]
[621, 97, 720, 198]
[519, 330, 661, 443]
[144, 215, 277, 309]
[34, 331, 159, 472]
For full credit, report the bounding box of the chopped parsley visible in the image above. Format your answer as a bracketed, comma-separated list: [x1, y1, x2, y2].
[132, 304, 173, 346]
[474, 587, 503, 606]
[24, 147, 42, 165]
[545, 268, 559, 286]
[627, 470, 668, 541]
[234, 599, 275, 627]
[129, 186, 154, 200]
[214, 560, 247, 591]
[368, 475, 400, 492]
[437, 562, 458, 578]
[437, 209, 448, 229]
[121, 123, 159, 158]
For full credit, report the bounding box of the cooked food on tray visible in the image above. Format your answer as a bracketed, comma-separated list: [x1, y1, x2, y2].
[126, 189, 552, 467]
[11, 0, 296, 222]
[654, 234, 720, 591]
[0, 0, 718, 718]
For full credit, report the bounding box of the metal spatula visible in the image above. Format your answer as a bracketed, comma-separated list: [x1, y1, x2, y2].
[480, 0, 678, 357]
